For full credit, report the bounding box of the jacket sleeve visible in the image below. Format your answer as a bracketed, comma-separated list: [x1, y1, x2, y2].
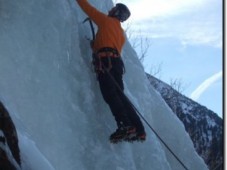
[76, 0, 108, 26]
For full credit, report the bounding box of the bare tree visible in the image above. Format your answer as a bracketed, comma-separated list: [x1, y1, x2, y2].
[138, 34, 150, 62]
[125, 27, 151, 62]
[124, 23, 164, 78]
[149, 62, 163, 78]
[169, 78, 188, 93]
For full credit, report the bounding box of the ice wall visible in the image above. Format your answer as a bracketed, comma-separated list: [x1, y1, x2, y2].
[0, 0, 207, 170]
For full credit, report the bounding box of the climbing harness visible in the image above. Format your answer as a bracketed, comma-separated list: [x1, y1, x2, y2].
[95, 47, 120, 72]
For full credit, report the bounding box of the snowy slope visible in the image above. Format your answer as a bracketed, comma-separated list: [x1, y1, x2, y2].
[147, 74, 223, 170]
[0, 0, 208, 170]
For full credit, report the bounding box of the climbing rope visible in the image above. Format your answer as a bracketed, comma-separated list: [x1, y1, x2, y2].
[103, 65, 189, 170]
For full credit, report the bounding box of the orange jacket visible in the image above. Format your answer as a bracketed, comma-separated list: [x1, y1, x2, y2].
[77, 0, 125, 54]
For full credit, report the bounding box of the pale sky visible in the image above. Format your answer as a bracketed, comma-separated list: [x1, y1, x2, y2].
[116, 0, 223, 117]
[120, 0, 222, 48]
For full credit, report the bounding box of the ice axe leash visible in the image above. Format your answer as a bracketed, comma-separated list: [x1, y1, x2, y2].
[83, 17, 95, 41]
[83, 17, 100, 76]
[83, 17, 189, 170]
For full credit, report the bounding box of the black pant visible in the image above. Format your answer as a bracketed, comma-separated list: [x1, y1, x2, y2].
[97, 57, 145, 133]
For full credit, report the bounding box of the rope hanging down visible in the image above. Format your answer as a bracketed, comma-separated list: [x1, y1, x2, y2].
[83, 18, 189, 170]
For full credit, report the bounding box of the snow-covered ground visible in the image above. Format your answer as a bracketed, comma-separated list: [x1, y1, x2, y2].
[0, 0, 208, 169]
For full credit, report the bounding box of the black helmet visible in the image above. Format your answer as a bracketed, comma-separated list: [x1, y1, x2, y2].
[113, 3, 131, 22]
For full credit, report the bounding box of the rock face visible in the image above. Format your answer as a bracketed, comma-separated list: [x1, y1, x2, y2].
[146, 74, 223, 170]
[0, 101, 21, 170]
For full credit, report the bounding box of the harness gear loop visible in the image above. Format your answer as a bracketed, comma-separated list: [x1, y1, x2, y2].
[107, 56, 112, 71]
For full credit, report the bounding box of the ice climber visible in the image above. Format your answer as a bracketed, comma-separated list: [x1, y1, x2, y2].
[76, 0, 146, 142]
